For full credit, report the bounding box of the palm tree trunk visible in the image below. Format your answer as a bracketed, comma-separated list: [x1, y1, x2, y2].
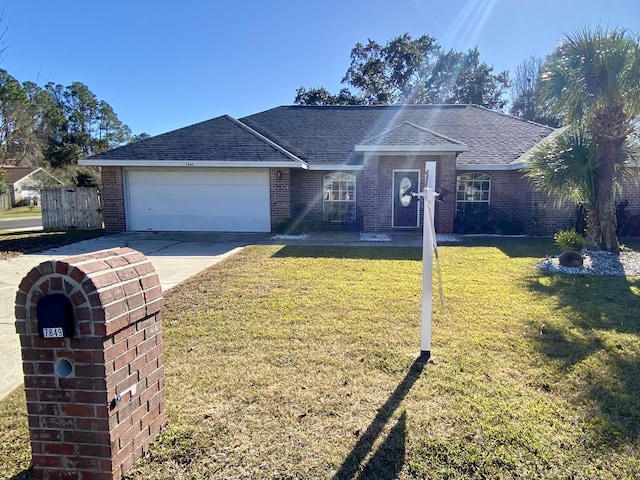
[585, 208, 601, 249]
[596, 140, 620, 253]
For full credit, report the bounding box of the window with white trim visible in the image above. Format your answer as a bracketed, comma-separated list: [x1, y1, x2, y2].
[456, 172, 491, 208]
[323, 172, 356, 223]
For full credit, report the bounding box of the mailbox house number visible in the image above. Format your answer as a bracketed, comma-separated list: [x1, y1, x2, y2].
[43, 327, 64, 338]
[37, 293, 75, 339]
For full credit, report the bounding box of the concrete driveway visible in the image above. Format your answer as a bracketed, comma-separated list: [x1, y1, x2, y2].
[0, 232, 267, 400]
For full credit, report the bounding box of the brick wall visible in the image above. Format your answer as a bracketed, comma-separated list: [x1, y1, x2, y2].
[290, 169, 364, 227]
[618, 175, 640, 215]
[269, 168, 292, 230]
[434, 154, 457, 233]
[101, 167, 126, 233]
[362, 153, 456, 233]
[290, 169, 324, 223]
[15, 248, 165, 480]
[455, 169, 577, 235]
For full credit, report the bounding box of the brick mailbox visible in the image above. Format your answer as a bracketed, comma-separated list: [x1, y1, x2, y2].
[15, 247, 166, 480]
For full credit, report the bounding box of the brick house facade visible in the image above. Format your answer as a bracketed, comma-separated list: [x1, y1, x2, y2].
[82, 105, 640, 236]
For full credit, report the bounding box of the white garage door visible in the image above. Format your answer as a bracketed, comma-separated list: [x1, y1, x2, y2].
[125, 169, 271, 232]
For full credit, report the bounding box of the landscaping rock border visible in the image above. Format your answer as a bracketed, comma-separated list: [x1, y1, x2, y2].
[537, 248, 640, 276]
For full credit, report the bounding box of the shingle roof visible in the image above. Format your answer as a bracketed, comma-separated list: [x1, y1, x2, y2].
[83, 105, 556, 168]
[241, 105, 555, 166]
[85, 115, 303, 164]
[359, 121, 466, 147]
[0, 166, 40, 184]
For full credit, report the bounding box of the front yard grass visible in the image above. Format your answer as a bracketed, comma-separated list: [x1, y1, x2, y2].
[2, 238, 640, 479]
[0, 206, 41, 219]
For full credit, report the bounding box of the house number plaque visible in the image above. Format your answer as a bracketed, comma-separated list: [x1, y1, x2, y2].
[42, 327, 64, 338]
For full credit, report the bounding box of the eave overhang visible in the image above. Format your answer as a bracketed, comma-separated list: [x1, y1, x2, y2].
[456, 163, 525, 171]
[306, 163, 364, 171]
[79, 159, 308, 169]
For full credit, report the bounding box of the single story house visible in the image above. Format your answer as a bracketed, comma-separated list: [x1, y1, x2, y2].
[80, 104, 639, 235]
[1, 166, 45, 206]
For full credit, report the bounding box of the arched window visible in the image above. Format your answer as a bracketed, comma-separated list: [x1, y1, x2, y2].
[323, 172, 356, 223]
[456, 172, 491, 209]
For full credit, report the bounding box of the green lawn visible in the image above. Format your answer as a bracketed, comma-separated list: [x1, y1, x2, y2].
[0, 206, 41, 219]
[2, 238, 640, 479]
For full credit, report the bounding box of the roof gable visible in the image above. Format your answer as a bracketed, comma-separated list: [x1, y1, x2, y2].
[81, 115, 305, 167]
[355, 121, 468, 153]
[1, 166, 41, 185]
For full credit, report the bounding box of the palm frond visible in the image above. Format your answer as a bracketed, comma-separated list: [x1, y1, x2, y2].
[524, 128, 598, 206]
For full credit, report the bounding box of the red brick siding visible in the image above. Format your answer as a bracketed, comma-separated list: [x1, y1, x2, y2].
[363, 154, 456, 233]
[435, 155, 457, 233]
[15, 248, 165, 480]
[455, 170, 577, 235]
[269, 168, 292, 230]
[290, 169, 364, 227]
[101, 167, 126, 233]
[102, 162, 640, 236]
[618, 175, 640, 215]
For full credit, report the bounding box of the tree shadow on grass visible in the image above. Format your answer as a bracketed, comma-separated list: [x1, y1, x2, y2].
[332, 359, 426, 480]
[528, 272, 640, 444]
[529, 274, 640, 335]
[458, 236, 554, 258]
[271, 245, 422, 261]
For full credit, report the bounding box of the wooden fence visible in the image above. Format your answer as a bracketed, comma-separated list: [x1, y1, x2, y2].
[41, 187, 103, 230]
[0, 193, 9, 211]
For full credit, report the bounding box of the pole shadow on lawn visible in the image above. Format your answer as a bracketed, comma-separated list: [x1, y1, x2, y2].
[332, 358, 427, 480]
[528, 271, 640, 444]
[10, 468, 31, 480]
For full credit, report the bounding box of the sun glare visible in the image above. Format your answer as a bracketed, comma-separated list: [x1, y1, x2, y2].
[441, 0, 497, 50]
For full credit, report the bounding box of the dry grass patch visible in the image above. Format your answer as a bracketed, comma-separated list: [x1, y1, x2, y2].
[2, 239, 640, 479]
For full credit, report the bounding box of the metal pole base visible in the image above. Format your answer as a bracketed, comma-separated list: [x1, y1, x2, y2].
[417, 350, 431, 363]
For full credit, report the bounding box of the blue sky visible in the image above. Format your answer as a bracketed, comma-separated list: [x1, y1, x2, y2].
[2, 0, 638, 136]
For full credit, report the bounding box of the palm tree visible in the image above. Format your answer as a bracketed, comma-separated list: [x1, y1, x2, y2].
[539, 27, 640, 252]
[525, 128, 631, 244]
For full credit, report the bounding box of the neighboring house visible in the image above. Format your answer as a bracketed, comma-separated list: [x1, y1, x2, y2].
[80, 104, 640, 235]
[1, 166, 45, 206]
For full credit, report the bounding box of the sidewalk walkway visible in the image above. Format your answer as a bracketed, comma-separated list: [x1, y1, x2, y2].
[258, 230, 429, 247]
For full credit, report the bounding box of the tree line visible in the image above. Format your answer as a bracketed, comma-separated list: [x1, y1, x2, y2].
[0, 70, 145, 188]
[294, 32, 559, 126]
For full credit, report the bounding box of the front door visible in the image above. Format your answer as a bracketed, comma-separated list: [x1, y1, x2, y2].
[393, 170, 419, 228]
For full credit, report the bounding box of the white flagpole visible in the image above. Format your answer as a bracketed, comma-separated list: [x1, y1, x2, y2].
[420, 186, 436, 360]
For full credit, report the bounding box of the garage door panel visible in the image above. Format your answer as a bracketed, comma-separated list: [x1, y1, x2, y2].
[131, 213, 268, 232]
[126, 169, 271, 232]
[129, 197, 266, 217]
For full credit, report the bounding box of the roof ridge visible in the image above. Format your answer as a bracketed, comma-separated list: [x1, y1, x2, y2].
[276, 104, 469, 110]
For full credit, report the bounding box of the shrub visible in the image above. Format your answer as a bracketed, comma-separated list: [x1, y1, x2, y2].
[454, 206, 523, 235]
[554, 228, 587, 252]
[74, 168, 99, 187]
[13, 197, 31, 208]
[616, 200, 640, 237]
